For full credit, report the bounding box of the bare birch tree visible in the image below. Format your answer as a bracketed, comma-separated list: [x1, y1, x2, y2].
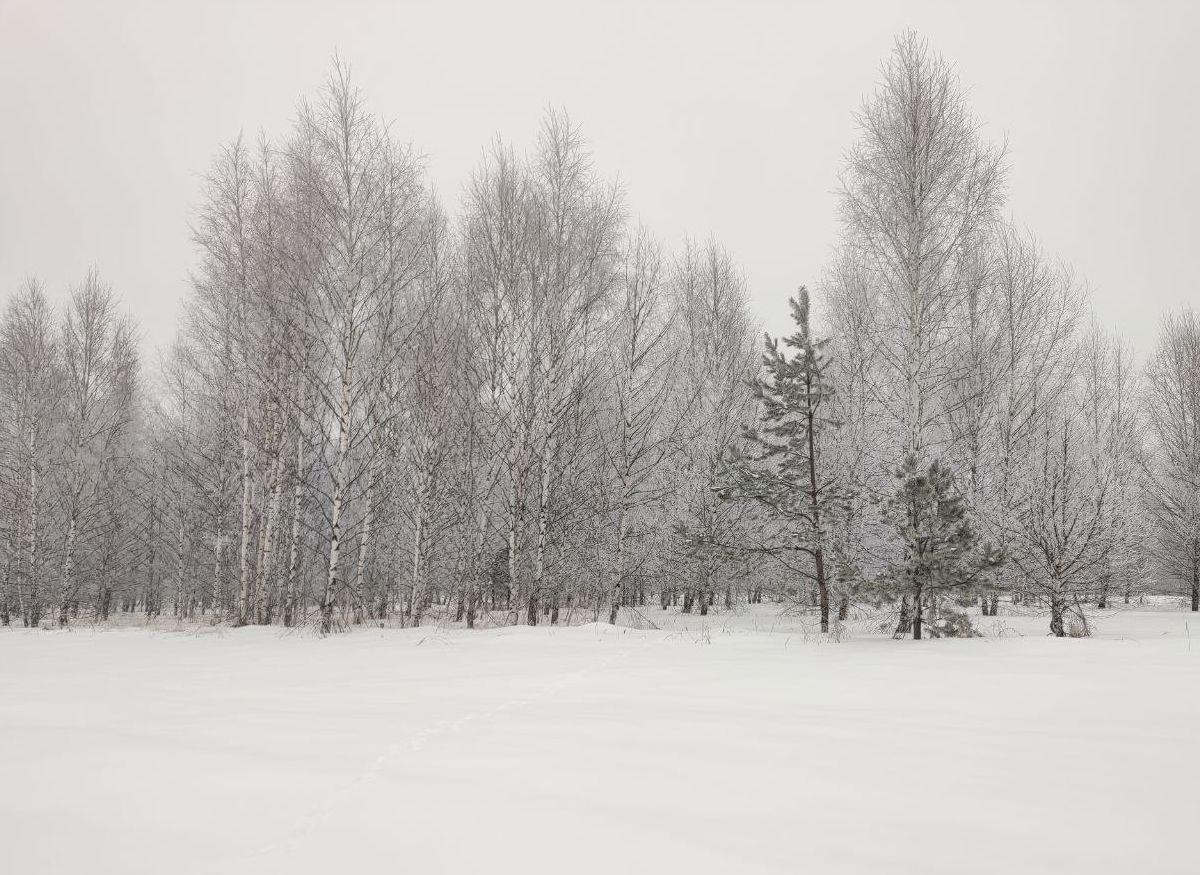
[286, 62, 429, 632]
[0, 280, 61, 627]
[1144, 309, 1200, 611]
[53, 272, 138, 625]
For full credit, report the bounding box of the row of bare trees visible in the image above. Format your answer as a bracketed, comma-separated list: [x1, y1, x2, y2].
[817, 33, 1191, 637]
[142, 65, 765, 633]
[1144, 311, 1200, 613]
[3, 38, 1197, 634]
[0, 275, 140, 627]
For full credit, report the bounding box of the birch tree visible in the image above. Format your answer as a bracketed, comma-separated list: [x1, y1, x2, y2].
[287, 62, 429, 632]
[54, 272, 139, 625]
[461, 137, 538, 624]
[525, 110, 622, 624]
[1144, 309, 1200, 611]
[979, 224, 1083, 612]
[669, 240, 758, 614]
[835, 32, 1006, 627]
[1011, 338, 1121, 637]
[838, 31, 1006, 471]
[0, 280, 61, 627]
[604, 225, 675, 623]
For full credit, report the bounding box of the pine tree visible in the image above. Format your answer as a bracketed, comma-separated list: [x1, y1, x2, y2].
[716, 288, 845, 631]
[878, 455, 1003, 639]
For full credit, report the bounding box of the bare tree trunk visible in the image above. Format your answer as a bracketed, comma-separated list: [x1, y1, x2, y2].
[283, 432, 305, 627]
[322, 373, 353, 635]
[506, 495, 523, 626]
[145, 478, 161, 620]
[175, 502, 188, 618]
[894, 594, 913, 639]
[351, 462, 378, 625]
[1049, 577, 1067, 637]
[466, 507, 491, 631]
[210, 503, 225, 619]
[912, 584, 924, 640]
[254, 448, 284, 624]
[1192, 558, 1199, 613]
[610, 499, 628, 625]
[530, 428, 555, 627]
[236, 403, 255, 626]
[58, 515, 77, 628]
[27, 453, 41, 628]
[409, 510, 425, 628]
[814, 548, 830, 633]
[2, 558, 12, 626]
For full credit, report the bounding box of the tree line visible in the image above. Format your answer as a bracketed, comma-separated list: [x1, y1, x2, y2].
[2, 35, 1197, 637]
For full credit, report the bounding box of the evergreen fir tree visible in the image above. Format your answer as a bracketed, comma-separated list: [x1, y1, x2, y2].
[716, 287, 847, 631]
[877, 454, 1003, 639]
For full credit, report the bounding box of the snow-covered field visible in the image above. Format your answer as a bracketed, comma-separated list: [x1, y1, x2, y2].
[2, 604, 1198, 874]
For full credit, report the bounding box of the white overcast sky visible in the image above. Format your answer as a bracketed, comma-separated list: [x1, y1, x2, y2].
[1, 0, 1196, 357]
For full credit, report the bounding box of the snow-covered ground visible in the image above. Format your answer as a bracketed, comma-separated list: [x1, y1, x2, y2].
[2, 604, 1198, 874]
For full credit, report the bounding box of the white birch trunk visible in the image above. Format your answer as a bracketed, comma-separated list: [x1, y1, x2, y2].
[254, 446, 285, 624]
[284, 431, 304, 627]
[236, 402, 254, 625]
[409, 507, 425, 627]
[322, 368, 354, 634]
[351, 460, 377, 625]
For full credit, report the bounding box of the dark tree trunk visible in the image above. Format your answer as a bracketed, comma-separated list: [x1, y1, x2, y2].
[526, 595, 538, 626]
[1192, 560, 1199, 612]
[1049, 591, 1066, 637]
[911, 585, 924, 640]
[894, 594, 913, 639]
[837, 594, 849, 621]
[815, 548, 830, 633]
[804, 386, 831, 634]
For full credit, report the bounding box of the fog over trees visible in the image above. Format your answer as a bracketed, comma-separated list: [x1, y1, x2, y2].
[2, 34, 1195, 638]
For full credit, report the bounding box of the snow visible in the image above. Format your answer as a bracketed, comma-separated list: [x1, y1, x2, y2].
[2, 605, 1198, 874]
